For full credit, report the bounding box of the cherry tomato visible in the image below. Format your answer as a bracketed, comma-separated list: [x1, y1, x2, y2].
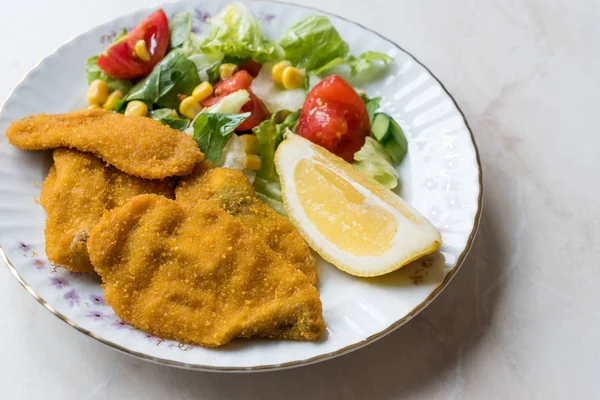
[202, 70, 268, 131]
[213, 70, 254, 96]
[97, 10, 170, 79]
[297, 74, 370, 162]
[239, 60, 262, 77]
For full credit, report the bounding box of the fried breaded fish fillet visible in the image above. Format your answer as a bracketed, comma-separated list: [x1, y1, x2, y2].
[176, 164, 318, 285]
[87, 169, 325, 347]
[41, 149, 174, 273]
[6, 109, 203, 179]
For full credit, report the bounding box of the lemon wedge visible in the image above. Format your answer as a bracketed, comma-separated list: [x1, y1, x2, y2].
[275, 134, 442, 277]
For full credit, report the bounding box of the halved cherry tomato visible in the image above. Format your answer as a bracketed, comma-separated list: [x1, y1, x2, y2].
[239, 60, 262, 77]
[202, 70, 268, 131]
[297, 74, 370, 162]
[213, 70, 254, 96]
[97, 10, 170, 79]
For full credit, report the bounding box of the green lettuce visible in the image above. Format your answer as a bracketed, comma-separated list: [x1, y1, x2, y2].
[169, 12, 193, 49]
[253, 177, 287, 216]
[277, 15, 392, 76]
[277, 15, 349, 72]
[252, 110, 300, 181]
[149, 109, 190, 130]
[85, 56, 132, 93]
[360, 94, 381, 124]
[201, 3, 276, 62]
[192, 112, 250, 162]
[313, 51, 392, 76]
[121, 49, 200, 110]
[188, 53, 223, 83]
[353, 137, 399, 189]
[252, 120, 278, 180]
[347, 51, 392, 75]
[203, 89, 250, 114]
[114, 28, 128, 43]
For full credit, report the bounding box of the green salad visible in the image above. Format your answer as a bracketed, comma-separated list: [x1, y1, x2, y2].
[86, 3, 408, 214]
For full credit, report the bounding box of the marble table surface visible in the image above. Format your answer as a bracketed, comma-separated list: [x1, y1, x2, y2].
[1, 0, 598, 398]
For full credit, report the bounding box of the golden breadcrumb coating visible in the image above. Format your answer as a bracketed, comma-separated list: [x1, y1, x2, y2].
[176, 163, 318, 285]
[86, 169, 325, 347]
[6, 108, 203, 179]
[40, 149, 174, 272]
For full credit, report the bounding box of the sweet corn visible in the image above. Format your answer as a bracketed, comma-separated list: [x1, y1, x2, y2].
[192, 82, 213, 102]
[245, 154, 262, 171]
[281, 66, 305, 89]
[271, 60, 291, 84]
[219, 63, 238, 80]
[102, 90, 123, 110]
[87, 79, 109, 105]
[239, 134, 258, 154]
[124, 100, 148, 117]
[134, 39, 151, 62]
[179, 96, 203, 119]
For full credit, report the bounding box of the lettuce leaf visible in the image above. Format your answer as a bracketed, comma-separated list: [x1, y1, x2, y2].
[169, 12, 193, 49]
[277, 15, 349, 72]
[252, 119, 278, 180]
[201, 3, 276, 62]
[352, 137, 399, 189]
[188, 53, 223, 82]
[252, 111, 300, 181]
[85, 56, 132, 93]
[277, 15, 392, 77]
[314, 51, 392, 76]
[250, 63, 306, 113]
[203, 89, 250, 114]
[122, 49, 200, 110]
[253, 177, 287, 216]
[360, 94, 381, 124]
[148, 108, 190, 130]
[347, 51, 392, 76]
[114, 28, 128, 43]
[192, 112, 250, 162]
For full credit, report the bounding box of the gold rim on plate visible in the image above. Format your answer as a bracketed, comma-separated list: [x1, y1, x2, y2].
[0, 0, 483, 372]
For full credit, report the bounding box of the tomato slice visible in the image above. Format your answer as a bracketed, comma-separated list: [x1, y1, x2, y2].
[213, 70, 254, 96]
[239, 60, 262, 77]
[202, 70, 268, 131]
[97, 10, 170, 79]
[297, 75, 370, 162]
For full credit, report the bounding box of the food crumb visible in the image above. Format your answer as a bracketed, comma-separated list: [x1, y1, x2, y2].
[33, 197, 40, 204]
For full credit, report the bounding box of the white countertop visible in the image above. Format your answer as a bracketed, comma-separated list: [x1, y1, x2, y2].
[1, 0, 599, 398]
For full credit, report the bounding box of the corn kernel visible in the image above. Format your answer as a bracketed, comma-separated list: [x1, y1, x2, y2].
[179, 97, 203, 119]
[87, 79, 109, 105]
[271, 60, 291, 84]
[239, 134, 258, 154]
[192, 82, 214, 102]
[245, 154, 262, 171]
[124, 100, 148, 117]
[281, 66, 305, 89]
[102, 90, 123, 110]
[219, 63, 238, 80]
[87, 104, 100, 110]
[134, 39, 151, 62]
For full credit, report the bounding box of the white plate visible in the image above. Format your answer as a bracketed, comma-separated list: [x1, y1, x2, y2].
[0, 0, 482, 372]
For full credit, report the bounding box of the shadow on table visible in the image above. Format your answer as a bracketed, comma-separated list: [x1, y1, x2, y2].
[115, 201, 506, 399]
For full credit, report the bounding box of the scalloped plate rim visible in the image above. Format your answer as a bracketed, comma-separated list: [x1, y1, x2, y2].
[0, 0, 483, 372]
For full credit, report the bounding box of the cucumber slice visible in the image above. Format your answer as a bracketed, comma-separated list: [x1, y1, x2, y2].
[384, 139, 407, 164]
[371, 113, 392, 143]
[390, 118, 408, 152]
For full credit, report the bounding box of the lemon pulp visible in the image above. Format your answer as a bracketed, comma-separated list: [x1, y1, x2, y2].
[295, 159, 397, 256]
